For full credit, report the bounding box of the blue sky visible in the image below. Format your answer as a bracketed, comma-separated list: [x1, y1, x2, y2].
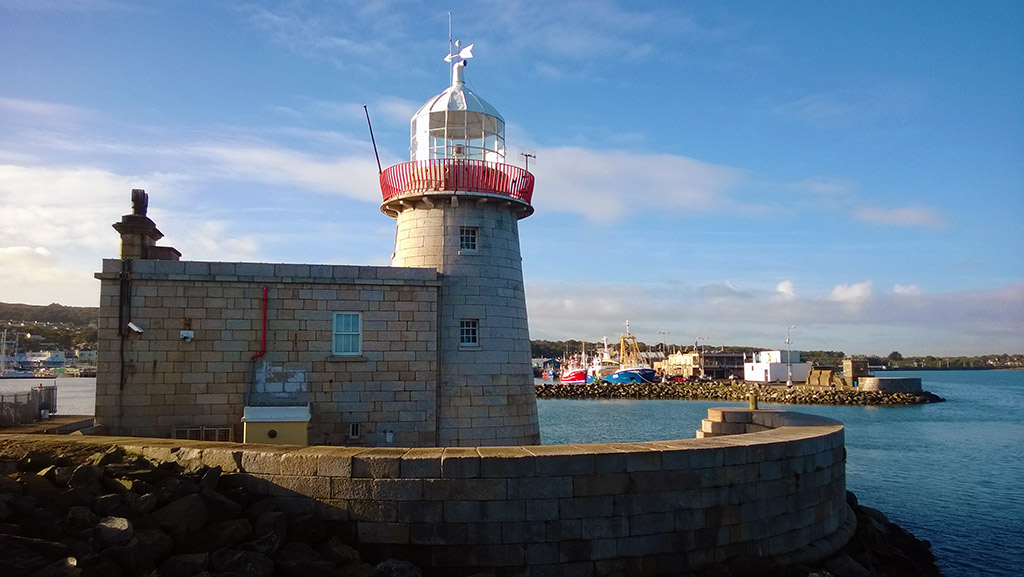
[1, 1, 1021, 356]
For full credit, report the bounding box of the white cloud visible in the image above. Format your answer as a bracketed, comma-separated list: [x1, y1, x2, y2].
[532, 146, 743, 222]
[828, 280, 873, 311]
[0, 164, 151, 252]
[0, 97, 87, 121]
[172, 222, 262, 263]
[853, 205, 949, 229]
[190, 143, 381, 202]
[527, 278, 1024, 356]
[776, 280, 796, 300]
[892, 284, 923, 296]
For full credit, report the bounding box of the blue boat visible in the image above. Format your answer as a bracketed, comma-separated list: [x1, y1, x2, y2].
[602, 367, 658, 384]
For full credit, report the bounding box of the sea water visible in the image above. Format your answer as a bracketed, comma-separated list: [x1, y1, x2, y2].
[0, 376, 96, 416]
[539, 370, 1024, 577]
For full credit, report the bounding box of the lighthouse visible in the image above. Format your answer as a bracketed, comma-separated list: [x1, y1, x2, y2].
[379, 42, 540, 446]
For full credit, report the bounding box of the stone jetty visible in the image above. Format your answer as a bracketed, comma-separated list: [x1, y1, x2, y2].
[0, 440, 940, 577]
[535, 381, 945, 406]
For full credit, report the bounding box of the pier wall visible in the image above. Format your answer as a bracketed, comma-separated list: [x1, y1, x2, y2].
[1, 409, 851, 576]
[857, 376, 923, 393]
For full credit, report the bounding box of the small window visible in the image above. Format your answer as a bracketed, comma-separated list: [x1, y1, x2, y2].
[459, 227, 478, 251]
[333, 312, 362, 356]
[460, 319, 479, 347]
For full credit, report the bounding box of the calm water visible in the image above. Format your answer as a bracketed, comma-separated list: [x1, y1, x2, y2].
[0, 376, 96, 416]
[3, 373, 1020, 575]
[539, 370, 1024, 577]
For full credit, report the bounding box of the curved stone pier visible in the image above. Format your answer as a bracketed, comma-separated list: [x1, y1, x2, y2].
[0, 408, 851, 576]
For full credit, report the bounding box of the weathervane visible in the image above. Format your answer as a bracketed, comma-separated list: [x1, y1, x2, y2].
[445, 39, 474, 65]
[444, 12, 474, 80]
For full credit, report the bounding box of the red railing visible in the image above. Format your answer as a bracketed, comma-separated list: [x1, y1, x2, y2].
[379, 159, 534, 205]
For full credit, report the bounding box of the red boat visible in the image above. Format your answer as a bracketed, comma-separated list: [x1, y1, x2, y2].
[560, 368, 588, 385]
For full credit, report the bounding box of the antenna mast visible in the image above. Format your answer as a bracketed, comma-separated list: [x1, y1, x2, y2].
[364, 105, 382, 174]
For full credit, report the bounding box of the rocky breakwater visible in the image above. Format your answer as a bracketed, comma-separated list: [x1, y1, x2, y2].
[0, 443, 424, 577]
[535, 381, 945, 406]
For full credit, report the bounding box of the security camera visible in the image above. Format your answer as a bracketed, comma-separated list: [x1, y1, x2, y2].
[180, 330, 194, 343]
[128, 322, 144, 334]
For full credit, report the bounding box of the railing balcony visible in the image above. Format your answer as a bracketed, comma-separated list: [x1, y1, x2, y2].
[379, 159, 534, 216]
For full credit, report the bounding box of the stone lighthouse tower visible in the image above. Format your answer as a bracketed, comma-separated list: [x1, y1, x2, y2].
[379, 42, 540, 446]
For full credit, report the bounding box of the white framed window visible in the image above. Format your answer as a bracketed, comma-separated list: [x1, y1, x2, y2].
[459, 226, 478, 251]
[460, 319, 479, 347]
[332, 312, 362, 356]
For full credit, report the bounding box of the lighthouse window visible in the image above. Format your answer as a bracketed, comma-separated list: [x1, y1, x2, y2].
[459, 319, 479, 346]
[332, 312, 362, 356]
[459, 227, 478, 251]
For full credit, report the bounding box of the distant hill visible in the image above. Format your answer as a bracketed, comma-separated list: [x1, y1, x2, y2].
[0, 302, 99, 326]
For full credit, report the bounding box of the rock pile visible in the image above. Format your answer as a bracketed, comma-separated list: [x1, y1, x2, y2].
[0, 445, 423, 577]
[535, 381, 945, 406]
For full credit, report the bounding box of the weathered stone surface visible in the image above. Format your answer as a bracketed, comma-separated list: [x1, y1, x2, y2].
[94, 516, 134, 548]
[189, 518, 252, 551]
[825, 554, 874, 577]
[152, 493, 209, 534]
[159, 552, 209, 577]
[210, 548, 274, 577]
[375, 558, 423, 577]
[241, 530, 284, 557]
[67, 465, 104, 493]
[84, 446, 125, 467]
[274, 541, 336, 577]
[25, 557, 81, 577]
[318, 535, 361, 564]
[13, 472, 59, 499]
[100, 540, 155, 575]
[133, 528, 174, 562]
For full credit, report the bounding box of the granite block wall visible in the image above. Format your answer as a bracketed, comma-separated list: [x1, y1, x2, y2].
[33, 408, 850, 576]
[391, 200, 539, 447]
[94, 259, 441, 447]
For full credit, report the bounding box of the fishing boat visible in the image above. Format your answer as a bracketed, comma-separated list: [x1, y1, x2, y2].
[600, 322, 659, 384]
[1, 330, 34, 379]
[559, 343, 590, 384]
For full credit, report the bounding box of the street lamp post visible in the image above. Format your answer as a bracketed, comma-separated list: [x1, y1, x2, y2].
[696, 336, 708, 378]
[657, 331, 669, 354]
[786, 325, 795, 388]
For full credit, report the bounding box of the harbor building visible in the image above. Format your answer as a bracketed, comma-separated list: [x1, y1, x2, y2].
[743, 349, 812, 383]
[660, 348, 745, 380]
[94, 45, 540, 447]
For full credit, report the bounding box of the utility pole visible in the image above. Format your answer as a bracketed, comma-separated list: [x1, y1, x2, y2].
[786, 326, 795, 388]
